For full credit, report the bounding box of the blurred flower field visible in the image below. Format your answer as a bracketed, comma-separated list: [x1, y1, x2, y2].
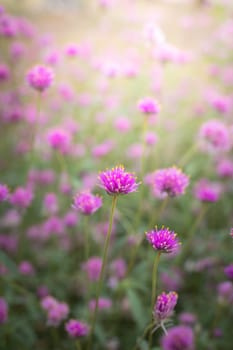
[0, 0, 233, 349]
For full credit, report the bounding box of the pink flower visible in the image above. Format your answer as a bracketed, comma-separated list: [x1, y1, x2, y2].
[82, 257, 102, 281]
[10, 187, 34, 208]
[26, 65, 54, 92]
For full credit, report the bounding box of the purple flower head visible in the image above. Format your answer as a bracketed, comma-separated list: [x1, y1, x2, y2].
[41, 296, 69, 327]
[26, 65, 54, 92]
[161, 325, 194, 350]
[199, 120, 230, 153]
[0, 298, 8, 324]
[194, 179, 221, 203]
[0, 63, 10, 82]
[217, 159, 233, 178]
[47, 128, 71, 154]
[178, 312, 197, 325]
[19, 261, 35, 276]
[224, 264, 233, 279]
[138, 97, 160, 115]
[146, 227, 180, 254]
[73, 191, 102, 215]
[10, 186, 33, 209]
[43, 192, 58, 215]
[0, 184, 9, 202]
[98, 165, 139, 195]
[64, 43, 80, 57]
[82, 257, 102, 281]
[230, 228, 233, 238]
[89, 297, 112, 312]
[153, 167, 189, 198]
[217, 281, 233, 305]
[65, 319, 89, 338]
[110, 258, 127, 280]
[154, 291, 178, 322]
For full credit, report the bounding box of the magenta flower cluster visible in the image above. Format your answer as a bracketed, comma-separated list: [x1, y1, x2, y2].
[146, 227, 180, 254]
[153, 167, 189, 198]
[0, 183, 9, 202]
[154, 291, 178, 322]
[82, 257, 103, 281]
[98, 165, 139, 195]
[161, 325, 194, 350]
[72, 191, 102, 215]
[194, 179, 221, 202]
[138, 97, 160, 115]
[65, 319, 89, 338]
[41, 296, 69, 327]
[26, 65, 54, 92]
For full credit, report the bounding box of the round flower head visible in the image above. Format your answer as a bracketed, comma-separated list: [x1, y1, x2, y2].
[0, 298, 8, 324]
[26, 64, 54, 92]
[0, 184, 9, 202]
[138, 97, 160, 115]
[65, 319, 89, 338]
[199, 120, 230, 153]
[98, 165, 139, 195]
[161, 325, 194, 350]
[153, 167, 189, 198]
[146, 227, 180, 254]
[72, 191, 102, 215]
[194, 179, 221, 202]
[154, 291, 178, 322]
[224, 264, 233, 279]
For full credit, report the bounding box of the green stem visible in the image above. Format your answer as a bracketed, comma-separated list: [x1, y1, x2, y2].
[140, 116, 148, 178]
[149, 252, 161, 350]
[84, 215, 90, 260]
[31, 91, 41, 162]
[132, 322, 154, 350]
[87, 195, 118, 350]
[148, 197, 169, 229]
[76, 340, 82, 350]
[178, 143, 197, 167]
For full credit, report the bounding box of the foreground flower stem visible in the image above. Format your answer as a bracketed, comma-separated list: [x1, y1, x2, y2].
[87, 195, 118, 350]
[149, 251, 161, 350]
[76, 340, 82, 350]
[177, 203, 208, 264]
[32, 92, 42, 153]
[140, 116, 148, 178]
[84, 216, 89, 260]
[132, 322, 154, 350]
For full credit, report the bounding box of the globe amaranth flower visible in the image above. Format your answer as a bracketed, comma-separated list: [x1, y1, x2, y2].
[217, 159, 233, 178]
[0, 298, 8, 324]
[88, 297, 112, 312]
[153, 167, 189, 198]
[146, 227, 180, 254]
[41, 296, 69, 327]
[98, 165, 139, 195]
[138, 97, 160, 115]
[72, 191, 102, 215]
[26, 64, 54, 92]
[82, 257, 102, 281]
[194, 179, 221, 202]
[199, 119, 231, 153]
[0, 184, 9, 202]
[217, 281, 233, 305]
[224, 264, 233, 279]
[65, 319, 89, 338]
[154, 291, 178, 322]
[161, 325, 194, 350]
[10, 186, 34, 209]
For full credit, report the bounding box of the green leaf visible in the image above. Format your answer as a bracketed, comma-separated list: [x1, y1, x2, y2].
[126, 289, 147, 329]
